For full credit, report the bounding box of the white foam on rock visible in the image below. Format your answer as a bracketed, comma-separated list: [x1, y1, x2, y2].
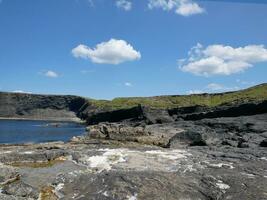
[2, 151, 12, 154]
[80, 149, 127, 172]
[216, 180, 230, 190]
[54, 183, 65, 199]
[241, 172, 255, 178]
[145, 149, 191, 160]
[103, 191, 109, 197]
[78, 148, 193, 173]
[55, 183, 64, 191]
[204, 161, 234, 169]
[22, 151, 34, 154]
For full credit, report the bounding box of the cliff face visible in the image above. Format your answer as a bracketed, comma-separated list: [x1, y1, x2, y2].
[0, 83, 266, 122]
[0, 92, 87, 121]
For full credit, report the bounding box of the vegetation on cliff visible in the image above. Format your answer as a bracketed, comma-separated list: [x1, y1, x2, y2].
[89, 83, 267, 109]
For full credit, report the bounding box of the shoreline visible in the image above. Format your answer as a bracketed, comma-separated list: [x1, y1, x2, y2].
[0, 117, 85, 123]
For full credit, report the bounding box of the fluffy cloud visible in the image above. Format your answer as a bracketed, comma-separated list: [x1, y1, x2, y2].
[148, 0, 204, 16]
[124, 82, 133, 87]
[179, 43, 267, 76]
[187, 83, 239, 95]
[44, 70, 58, 78]
[12, 90, 32, 94]
[186, 90, 204, 94]
[116, 0, 132, 11]
[72, 39, 141, 65]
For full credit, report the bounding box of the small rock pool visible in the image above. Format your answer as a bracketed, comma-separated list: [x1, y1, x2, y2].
[0, 119, 86, 144]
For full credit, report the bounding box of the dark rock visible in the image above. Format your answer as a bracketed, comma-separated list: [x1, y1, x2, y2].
[2, 181, 39, 199]
[86, 105, 144, 125]
[142, 107, 174, 124]
[85, 105, 174, 125]
[259, 139, 267, 147]
[168, 114, 267, 149]
[0, 92, 87, 121]
[168, 105, 209, 116]
[182, 100, 267, 121]
[171, 131, 207, 147]
[222, 140, 238, 147]
[0, 194, 28, 200]
[238, 142, 250, 148]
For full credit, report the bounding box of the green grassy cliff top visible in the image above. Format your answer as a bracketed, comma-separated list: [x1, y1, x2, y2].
[89, 83, 267, 110]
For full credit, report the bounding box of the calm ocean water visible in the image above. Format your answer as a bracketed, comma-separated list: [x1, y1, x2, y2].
[0, 119, 86, 144]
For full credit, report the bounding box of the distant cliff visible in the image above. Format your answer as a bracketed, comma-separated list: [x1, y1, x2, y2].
[0, 83, 267, 122]
[0, 92, 87, 121]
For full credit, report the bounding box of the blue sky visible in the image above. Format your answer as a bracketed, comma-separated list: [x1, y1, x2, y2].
[0, 0, 267, 99]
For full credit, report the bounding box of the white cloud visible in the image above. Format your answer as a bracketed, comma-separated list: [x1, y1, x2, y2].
[180, 44, 267, 76]
[148, 0, 204, 16]
[187, 83, 240, 95]
[186, 90, 204, 94]
[12, 90, 32, 94]
[44, 70, 58, 78]
[116, 0, 132, 11]
[124, 82, 133, 87]
[72, 39, 141, 65]
[176, 1, 204, 16]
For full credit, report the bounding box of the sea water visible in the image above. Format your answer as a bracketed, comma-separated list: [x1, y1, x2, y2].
[0, 119, 86, 144]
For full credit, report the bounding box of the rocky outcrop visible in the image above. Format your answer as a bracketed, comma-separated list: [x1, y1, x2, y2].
[169, 100, 267, 121]
[0, 92, 87, 121]
[170, 113, 267, 148]
[83, 100, 267, 127]
[78, 113, 267, 149]
[85, 106, 144, 125]
[83, 122, 182, 147]
[83, 105, 174, 125]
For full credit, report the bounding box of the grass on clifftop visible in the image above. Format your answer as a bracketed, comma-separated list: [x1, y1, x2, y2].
[89, 83, 267, 110]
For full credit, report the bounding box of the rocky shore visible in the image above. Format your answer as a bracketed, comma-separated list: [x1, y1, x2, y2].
[0, 87, 267, 200]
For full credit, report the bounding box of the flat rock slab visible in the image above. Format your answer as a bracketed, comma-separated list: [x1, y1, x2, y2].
[0, 143, 266, 200]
